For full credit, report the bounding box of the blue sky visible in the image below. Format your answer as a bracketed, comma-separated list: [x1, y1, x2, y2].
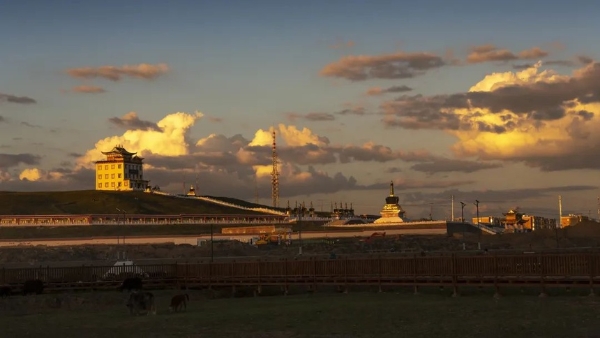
[2, 0, 600, 219]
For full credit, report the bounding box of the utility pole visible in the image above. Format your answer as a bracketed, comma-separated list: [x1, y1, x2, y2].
[298, 202, 303, 256]
[474, 200, 480, 250]
[451, 195, 455, 221]
[429, 203, 433, 221]
[460, 202, 466, 222]
[558, 195, 563, 228]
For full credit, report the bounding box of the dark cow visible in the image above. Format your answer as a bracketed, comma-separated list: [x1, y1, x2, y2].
[126, 291, 156, 315]
[22, 279, 44, 295]
[118, 277, 143, 292]
[0, 285, 11, 297]
[169, 293, 189, 312]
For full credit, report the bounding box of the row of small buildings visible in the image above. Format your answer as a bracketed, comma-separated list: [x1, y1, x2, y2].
[473, 209, 591, 232]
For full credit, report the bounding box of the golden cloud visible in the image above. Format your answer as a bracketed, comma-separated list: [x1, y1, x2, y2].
[67, 63, 169, 81]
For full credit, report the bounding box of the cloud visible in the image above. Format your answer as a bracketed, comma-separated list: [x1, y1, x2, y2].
[207, 116, 223, 123]
[320, 50, 447, 81]
[76, 111, 203, 169]
[466, 44, 548, 64]
[330, 39, 355, 49]
[66, 63, 169, 81]
[385, 167, 402, 173]
[0, 154, 41, 169]
[0, 93, 36, 104]
[336, 106, 369, 116]
[20, 122, 41, 128]
[381, 60, 600, 171]
[108, 112, 161, 131]
[286, 112, 336, 122]
[0, 112, 457, 199]
[71, 85, 106, 94]
[366, 85, 413, 96]
[409, 158, 503, 174]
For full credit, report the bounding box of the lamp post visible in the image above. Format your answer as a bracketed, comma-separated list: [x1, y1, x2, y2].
[210, 223, 214, 262]
[298, 203, 303, 256]
[116, 208, 126, 224]
[460, 202, 466, 222]
[474, 200, 480, 250]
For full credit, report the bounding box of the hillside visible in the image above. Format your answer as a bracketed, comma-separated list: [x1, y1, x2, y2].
[0, 190, 270, 215]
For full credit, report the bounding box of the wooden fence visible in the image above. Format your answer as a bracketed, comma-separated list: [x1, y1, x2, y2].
[2, 252, 600, 294]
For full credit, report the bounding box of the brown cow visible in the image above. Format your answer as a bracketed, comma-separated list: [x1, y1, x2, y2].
[126, 291, 156, 315]
[169, 293, 190, 312]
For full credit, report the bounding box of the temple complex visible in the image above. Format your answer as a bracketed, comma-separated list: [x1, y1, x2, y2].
[373, 181, 406, 224]
[95, 145, 149, 191]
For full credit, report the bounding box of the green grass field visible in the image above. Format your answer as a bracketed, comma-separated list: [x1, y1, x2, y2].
[1, 288, 600, 338]
[0, 190, 269, 215]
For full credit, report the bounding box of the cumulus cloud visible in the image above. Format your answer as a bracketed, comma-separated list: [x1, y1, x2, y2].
[366, 85, 413, 96]
[66, 63, 169, 81]
[108, 112, 161, 131]
[0, 93, 36, 104]
[19, 168, 64, 181]
[71, 85, 106, 94]
[381, 60, 600, 171]
[466, 44, 548, 64]
[76, 111, 203, 169]
[0, 154, 41, 169]
[320, 50, 448, 81]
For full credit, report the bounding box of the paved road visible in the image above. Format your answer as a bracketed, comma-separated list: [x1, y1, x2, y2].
[0, 227, 446, 247]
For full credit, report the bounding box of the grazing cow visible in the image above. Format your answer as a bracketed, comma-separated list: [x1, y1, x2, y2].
[22, 279, 44, 296]
[169, 293, 190, 312]
[0, 285, 11, 297]
[118, 277, 143, 292]
[126, 291, 156, 315]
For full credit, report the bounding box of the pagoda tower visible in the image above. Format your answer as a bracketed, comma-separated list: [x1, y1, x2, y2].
[374, 181, 406, 224]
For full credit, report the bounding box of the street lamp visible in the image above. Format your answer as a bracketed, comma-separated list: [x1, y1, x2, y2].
[210, 223, 214, 262]
[116, 208, 126, 224]
[474, 200, 480, 250]
[460, 202, 466, 222]
[298, 202, 304, 256]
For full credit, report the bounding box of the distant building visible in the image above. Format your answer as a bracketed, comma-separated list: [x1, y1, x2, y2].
[95, 145, 149, 191]
[501, 209, 556, 232]
[561, 214, 590, 227]
[472, 216, 501, 227]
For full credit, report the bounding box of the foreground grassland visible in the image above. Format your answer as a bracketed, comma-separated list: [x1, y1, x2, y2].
[1, 289, 600, 338]
[0, 190, 269, 215]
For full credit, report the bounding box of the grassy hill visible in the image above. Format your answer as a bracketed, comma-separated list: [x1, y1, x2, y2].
[0, 190, 271, 215]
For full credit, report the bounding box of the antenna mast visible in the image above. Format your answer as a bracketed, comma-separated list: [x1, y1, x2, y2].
[271, 128, 280, 208]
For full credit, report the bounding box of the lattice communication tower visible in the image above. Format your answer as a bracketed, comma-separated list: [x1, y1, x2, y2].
[271, 129, 280, 208]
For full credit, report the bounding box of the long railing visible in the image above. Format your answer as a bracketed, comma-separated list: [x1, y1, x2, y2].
[2, 253, 600, 294]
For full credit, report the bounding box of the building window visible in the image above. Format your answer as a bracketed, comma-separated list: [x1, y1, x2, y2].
[118, 182, 121, 187]
[118, 174, 122, 178]
[105, 165, 108, 170]
[104, 183, 108, 188]
[98, 183, 102, 188]
[97, 175, 102, 179]
[98, 166, 102, 171]
[111, 174, 115, 179]
[111, 182, 115, 187]
[105, 174, 108, 179]
[111, 164, 115, 169]
[118, 164, 122, 169]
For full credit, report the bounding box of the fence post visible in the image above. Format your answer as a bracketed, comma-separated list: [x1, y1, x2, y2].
[590, 253, 596, 297]
[451, 254, 459, 297]
[256, 260, 262, 296]
[539, 254, 547, 298]
[312, 258, 317, 292]
[283, 258, 288, 295]
[493, 255, 500, 299]
[413, 254, 419, 295]
[344, 256, 348, 294]
[378, 255, 382, 293]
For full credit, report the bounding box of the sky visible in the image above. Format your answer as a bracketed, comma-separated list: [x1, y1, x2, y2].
[2, 0, 600, 220]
